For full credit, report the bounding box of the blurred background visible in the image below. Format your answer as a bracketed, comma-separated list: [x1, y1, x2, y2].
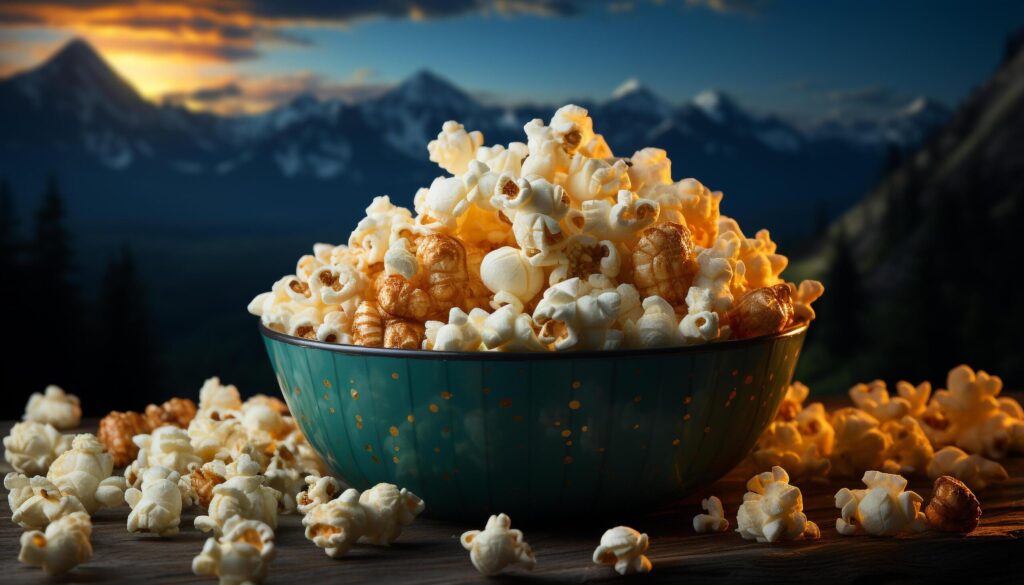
[0, 1, 1021, 417]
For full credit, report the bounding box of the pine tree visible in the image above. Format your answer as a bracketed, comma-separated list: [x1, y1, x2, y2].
[93, 246, 160, 411]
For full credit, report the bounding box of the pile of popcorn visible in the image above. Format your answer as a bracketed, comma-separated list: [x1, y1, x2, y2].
[750, 364, 1023, 492]
[249, 105, 823, 351]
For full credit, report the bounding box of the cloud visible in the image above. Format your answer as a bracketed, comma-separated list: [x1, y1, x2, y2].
[164, 81, 242, 105]
[685, 0, 767, 16]
[826, 85, 906, 107]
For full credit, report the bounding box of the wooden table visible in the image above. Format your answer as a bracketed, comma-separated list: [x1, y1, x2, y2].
[2, 397, 1022, 584]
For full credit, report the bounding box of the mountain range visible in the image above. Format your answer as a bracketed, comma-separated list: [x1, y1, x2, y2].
[0, 38, 950, 240]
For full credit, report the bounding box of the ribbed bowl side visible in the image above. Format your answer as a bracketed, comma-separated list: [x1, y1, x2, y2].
[263, 329, 806, 520]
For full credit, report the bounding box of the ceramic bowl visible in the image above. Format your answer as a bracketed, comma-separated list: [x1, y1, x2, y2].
[260, 323, 808, 520]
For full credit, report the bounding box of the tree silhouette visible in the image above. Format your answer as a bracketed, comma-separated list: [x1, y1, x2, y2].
[92, 245, 161, 411]
[0, 179, 29, 390]
[819, 228, 862, 357]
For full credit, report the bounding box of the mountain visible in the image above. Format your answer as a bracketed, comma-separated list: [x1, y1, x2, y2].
[794, 37, 1024, 391]
[810, 97, 953, 150]
[0, 38, 948, 240]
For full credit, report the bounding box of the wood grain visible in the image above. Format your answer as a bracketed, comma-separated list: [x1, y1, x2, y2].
[1, 396, 1021, 584]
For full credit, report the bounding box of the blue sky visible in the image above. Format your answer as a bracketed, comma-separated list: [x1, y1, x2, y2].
[1, 0, 1021, 121]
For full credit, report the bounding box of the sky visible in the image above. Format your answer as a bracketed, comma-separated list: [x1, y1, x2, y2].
[0, 0, 1022, 122]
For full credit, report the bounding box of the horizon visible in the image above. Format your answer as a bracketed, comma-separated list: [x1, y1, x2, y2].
[1, 1, 1020, 123]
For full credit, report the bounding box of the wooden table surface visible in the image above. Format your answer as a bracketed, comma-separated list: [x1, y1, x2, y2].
[2, 397, 1022, 584]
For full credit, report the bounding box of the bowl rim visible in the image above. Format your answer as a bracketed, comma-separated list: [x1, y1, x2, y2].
[259, 321, 809, 362]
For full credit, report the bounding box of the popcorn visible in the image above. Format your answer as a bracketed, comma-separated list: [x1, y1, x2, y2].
[533, 277, 624, 351]
[461, 513, 535, 576]
[726, 284, 794, 340]
[829, 408, 891, 478]
[4, 473, 85, 529]
[849, 380, 911, 423]
[47, 434, 126, 514]
[580, 190, 658, 242]
[125, 465, 193, 536]
[296, 473, 341, 515]
[428, 120, 483, 175]
[189, 461, 228, 509]
[924, 475, 981, 533]
[198, 377, 243, 413]
[193, 516, 275, 585]
[250, 104, 821, 351]
[897, 380, 932, 419]
[736, 466, 818, 543]
[23, 385, 81, 429]
[693, 496, 730, 533]
[195, 454, 281, 535]
[750, 421, 830, 479]
[264, 445, 305, 513]
[302, 487, 365, 557]
[3, 421, 72, 476]
[565, 154, 631, 202]
[631, 222, 697, 307]
[593, 526, 652, 575]
[187, 409, 248, 463]
[777, 382, 810, 422]
[880, 416, 934, 476]
[925, 446, 1008, 491]
[480, 246, 545, 304]
[358, 482, 425, 545]
[127, 426, 203, 486]
[18, 511, 92, 576]
[834, 470, 927, 536]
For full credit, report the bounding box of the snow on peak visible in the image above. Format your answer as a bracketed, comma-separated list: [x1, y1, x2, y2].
[612, 78, 642, 99]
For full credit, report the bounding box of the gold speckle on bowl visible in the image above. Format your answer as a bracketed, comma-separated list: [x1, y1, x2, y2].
[429, 403, 439, 413]
[389, 425, 400, 437]
[391, 372, 400, 380]
[568, 399, 581, 410]
[323, 379, 332, 389]
[350, 389, 359, 400]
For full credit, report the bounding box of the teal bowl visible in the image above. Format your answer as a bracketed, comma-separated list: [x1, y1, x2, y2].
[260, 323, 808, 521]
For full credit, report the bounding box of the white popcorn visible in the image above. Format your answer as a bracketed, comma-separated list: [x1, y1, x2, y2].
[240, 402, 295, 453]
[478, 304, 548, 352]
[476, 142, 528, 175]
[880, 416, 934, 476]
[480, 246, 546, 304]
[565, 154, 631, 202]
[719, 218, 788, 294]
[358, 482, 425, 545]
[533, 278, 623, 351]
[296, 473, 341, 515]
[550, 104, 597, 156]
[751, 421, 831, 479]
[383, 237, 419, 279]
[627, 295, 679, 348]
[627, 148, 672, 191]
[349, 195, 421, 264]
[198, 377, 243, 413]
[295, 253, 322, 282]
[849, 380, 911, 423]
[125, 466, 193, 536]
[461, 513, 535, 576]
[309, 263, 364, 305]
[521, 118, 571, 181]
[829, 408, 891, 478]
[593, 525, 652, 575]
[490, 176, 570, 266]
[19, 511, 92, 576]
[834, 470, 927, 536]
[188, 410, 248, 463]
[736, 466, 818, 543]
[678, 286, 721, 345]
[428, 120, 484, 175]
[926, 446, 1008, 491]
[693, 496, 730, 533]
[921, 365, 1024, 459]
[302, 487, 365, 557]
[193, 516, 276, 585]
[547, 235, 621, 286]
[795, 402, 835, 458]
[128, 426, 203, 486]
[692, 231, 740, 315]
[431, 307, 484, 352]
[47, 434, 126, 514]
[195, 455, 281, 535]
[4, 473, 85, 529]
[264, 446, 305, 513]
[23, 385, 81, 430]
[644, 178, 723, 248]
[317, 310, 352, 344]
[580, 190, 659, 242]
[419, 162, 486, 229]
[3, 421, 73, 476]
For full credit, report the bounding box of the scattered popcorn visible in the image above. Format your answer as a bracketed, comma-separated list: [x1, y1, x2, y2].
[926, 446, 1008, 491]
[195, 454, 281, 535]
[187, 409, 249, 463]
[4, 473, 85, 529]
[46, 434, 126, 514]
[249, 105, 822, 351]
[296, 473, 341, 515]
[693, 496, 730, 533]
[264, 445, 305, 513]
[190, 460, 228, 509]
[23, 385, 81, 429]
[302, 487, 365, 557]
[776, 382, 810, 422]
[849, 380, 911, 423]
[358, 483, 425, 545]
[98, 411, 153, 467]
[3, 421, 72, 476]
[127, 426, 203, 487]
[461, 513, 535, 576]
[593, 525, 652, 575]
[834, 470, 927, 536]
[18, 511, 92, 576]
[750, 420, 830, 479]
[145, 397, 198, 429]
[880, 416, 934, 476]
[736, 466, 818, 543]
[829, 408, 891, 478]
[896, 380, 932, 419]
[198, 377, 243, 413]
[193, 516, 276, 585]
[925, 475, 981, 533]
[125, 465, 194, 536]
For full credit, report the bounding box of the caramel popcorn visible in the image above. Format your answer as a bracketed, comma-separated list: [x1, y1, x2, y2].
[249, 105, 822, 351]
[924, 475, 981, 533]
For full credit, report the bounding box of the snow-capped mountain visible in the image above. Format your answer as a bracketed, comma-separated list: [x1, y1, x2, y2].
[810, 97, 953, 149]
[0, 38, 950, 239]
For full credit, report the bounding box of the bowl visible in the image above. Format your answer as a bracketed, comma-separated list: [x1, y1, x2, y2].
[260, 323, 808, 520]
